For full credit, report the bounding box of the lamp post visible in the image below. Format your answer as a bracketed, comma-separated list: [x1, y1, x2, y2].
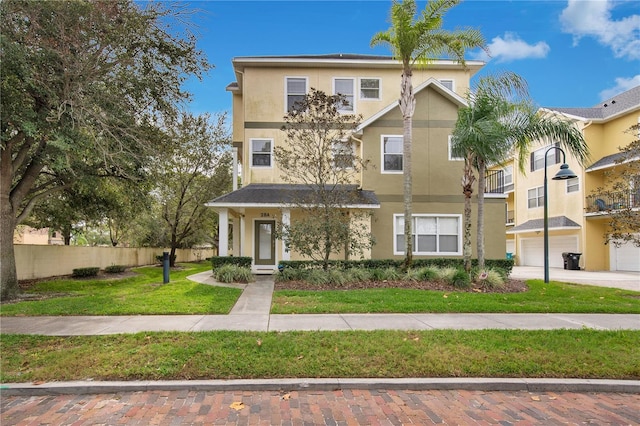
[543, 146, 578, 283]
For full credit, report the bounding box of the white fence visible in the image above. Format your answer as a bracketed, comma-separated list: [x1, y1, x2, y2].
[14, 245, 215, 280]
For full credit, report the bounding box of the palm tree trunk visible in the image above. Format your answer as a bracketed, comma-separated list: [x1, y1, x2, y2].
[400, 69, 415, 269]
[462, 156, 475, 273]
[476, 159, 486, 270]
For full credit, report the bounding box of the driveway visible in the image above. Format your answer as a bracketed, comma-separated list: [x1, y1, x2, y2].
[511, 266, 640, 291]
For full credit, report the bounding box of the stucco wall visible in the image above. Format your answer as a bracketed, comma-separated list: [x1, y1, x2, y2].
[14, 246, 214, 280]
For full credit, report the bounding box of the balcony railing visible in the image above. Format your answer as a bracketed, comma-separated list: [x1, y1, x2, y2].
[485, 170, 504, 194]
[586, 190, 640, 213]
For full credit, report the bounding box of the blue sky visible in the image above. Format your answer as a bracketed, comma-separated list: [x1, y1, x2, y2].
[177, 0, 640, 115]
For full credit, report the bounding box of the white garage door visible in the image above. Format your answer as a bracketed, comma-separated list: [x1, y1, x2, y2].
[521, 236, 579, 268]
[610, 238, 640, 272]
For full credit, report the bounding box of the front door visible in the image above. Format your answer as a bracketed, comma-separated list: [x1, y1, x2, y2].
[254, 220, 276, 266]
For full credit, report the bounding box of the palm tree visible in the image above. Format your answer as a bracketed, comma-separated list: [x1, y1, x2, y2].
[452, 72, 589, 271]
[371, 0, 485, 268]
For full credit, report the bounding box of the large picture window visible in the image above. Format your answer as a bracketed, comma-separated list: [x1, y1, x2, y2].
[251, 139, 273, 167]
[382, 135, 403, 173]
[394, 214, 461, 255]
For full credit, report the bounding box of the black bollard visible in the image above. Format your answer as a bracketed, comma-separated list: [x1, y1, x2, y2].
[163, 251, 170, 284]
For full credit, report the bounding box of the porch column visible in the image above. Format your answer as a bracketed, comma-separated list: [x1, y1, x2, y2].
[282, 208, 290, 261]
[240, 215, 246, 257]
[218, 208, 228, 257]
[232, 217, 240, 256]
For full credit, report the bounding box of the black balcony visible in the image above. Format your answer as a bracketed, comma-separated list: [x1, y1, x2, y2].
[586, 190, 640, 213]
[485, 170, 504, 194]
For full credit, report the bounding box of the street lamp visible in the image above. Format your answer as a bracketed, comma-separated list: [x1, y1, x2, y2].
[544, 146, 577, 283]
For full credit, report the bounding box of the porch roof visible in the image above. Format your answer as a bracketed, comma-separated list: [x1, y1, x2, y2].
[205, 183, 380, 209]
[506, 216, 581, 234]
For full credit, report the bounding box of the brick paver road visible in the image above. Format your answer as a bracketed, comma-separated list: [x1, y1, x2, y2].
[2, 388, 639, 425]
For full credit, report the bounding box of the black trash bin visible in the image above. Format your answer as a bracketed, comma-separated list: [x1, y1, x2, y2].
[563, 252, 581, 270]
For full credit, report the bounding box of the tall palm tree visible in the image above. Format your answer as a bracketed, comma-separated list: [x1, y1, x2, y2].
[371, 0, 485, 268]
[452, 72, 589, 271]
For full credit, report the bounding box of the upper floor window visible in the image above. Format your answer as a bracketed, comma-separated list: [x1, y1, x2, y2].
[566, 177, 579, 193]
[286, 77, 307, 112]
[251, 139, 273, 168]
[333, 140, 355, 169]
[394, 214, 461, 255]
[528, 186, 544, 208]
[503, 165, 513, 186]
[359, 78, 381, 100]
[333, 78, 355, 112]
[531, 143, 560, 171]
[439, 79, 454, 91]
[448, 135, 464, 161]
[382, 135, 403, 173]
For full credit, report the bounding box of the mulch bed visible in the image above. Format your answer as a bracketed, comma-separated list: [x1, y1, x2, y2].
[275, 278, 529, 293]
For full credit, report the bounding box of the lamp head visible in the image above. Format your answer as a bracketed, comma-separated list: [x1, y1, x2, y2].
[552, 163, 577, 180]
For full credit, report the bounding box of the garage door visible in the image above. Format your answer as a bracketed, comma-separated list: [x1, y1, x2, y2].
[610, 237, 640, 272]
[521, 236, 579, 268]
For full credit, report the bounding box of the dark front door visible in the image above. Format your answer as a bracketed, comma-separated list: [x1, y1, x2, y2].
[254, 220, 276, 266]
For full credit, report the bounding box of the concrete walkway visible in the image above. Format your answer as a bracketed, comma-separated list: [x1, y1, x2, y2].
[1, 268, 638, 336]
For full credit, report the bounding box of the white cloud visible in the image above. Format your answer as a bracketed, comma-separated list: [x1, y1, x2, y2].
[560, 0, 640, 60]
[599, 75, 640, 100]
[471, 33, 550, 63]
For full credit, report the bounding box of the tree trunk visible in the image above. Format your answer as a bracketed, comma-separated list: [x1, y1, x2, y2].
[400, 69, 415, 270]
[476, 159, 486, 270]
[1, 145, 18, 300]
[462, 156, 476, 273]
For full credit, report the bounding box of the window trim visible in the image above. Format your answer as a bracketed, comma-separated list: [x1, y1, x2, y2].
[527, 185, 545, 209]
[359, 77, 381, 100]
[566, 177, 579, 193]
[439, 79, 455, 92]
[448, 135, 464, 161]
[393, 213, 462, 256]
[250, 138, 274, 169]
[284, 76, 308, 113]
[381, 134, 403, 174]
[333, 77, 356, 113]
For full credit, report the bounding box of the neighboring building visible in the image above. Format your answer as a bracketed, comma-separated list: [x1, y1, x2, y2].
[207, 54, 507, 273]
[13, 226, 64, 245]
[505, 85, 640, 272]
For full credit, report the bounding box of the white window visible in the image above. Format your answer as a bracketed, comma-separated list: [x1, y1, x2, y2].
[566, 177, 579, 193]
[528, 186, 544, 208]
[333, 78, 355, 112]
[448, 135, 464, 161]
[359, 78, 380, 100]
[394, 214, 461, 255]
[250, 139, 273, 168]
[286, 77, 307, 112]
[382, 135, 403, 173]
[439, 79, 455, 91]
[503, 165, 513, 191]
[531, 144, 559, 171]
[333, 140, 355, 169]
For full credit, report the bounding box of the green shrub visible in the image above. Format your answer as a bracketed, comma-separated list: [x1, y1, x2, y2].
[212, 265, 254, 283]
[404, 268, 422, 282]
[450, 269, 471, 289]
[306, 269, 330, 285]
[326, 269, 348, 286]
[437, 267, 457, 282]
[72, 267, 100, 278]
[474, 268, 506, 289]
[276, 267, 306, 282]
[381, 267, 402, 281]
[105, 265, 126, 274]
[417, 266, 439, 281]
[211, 256, 252, 269]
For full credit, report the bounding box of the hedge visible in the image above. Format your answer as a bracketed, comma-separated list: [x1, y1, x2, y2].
[278, 258, 514, 276]
[211, 256, 252, 269]
[72, 267, 100, 278]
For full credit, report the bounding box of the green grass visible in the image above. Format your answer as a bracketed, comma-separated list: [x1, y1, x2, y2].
[272, 280, 640, 314]
[0, 263, 242, 316]
[1, 330, 638, 382]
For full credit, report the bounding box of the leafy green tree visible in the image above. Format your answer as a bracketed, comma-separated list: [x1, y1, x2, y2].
[0, 0, 210, 299]
[152, 113, 232, 266]
[371, 0, 486, 268]
[274, 89, 374, 269]
[452, 72, 589, 271]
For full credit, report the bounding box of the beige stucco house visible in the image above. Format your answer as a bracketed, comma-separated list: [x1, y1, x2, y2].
[207, 54, 507, 273]
[504, 85, 640, 272]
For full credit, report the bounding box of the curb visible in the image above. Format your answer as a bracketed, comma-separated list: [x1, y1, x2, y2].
[2, 378, 639, 396]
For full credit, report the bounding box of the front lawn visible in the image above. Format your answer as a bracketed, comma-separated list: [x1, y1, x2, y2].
[272, 279, 640, 314]
[0, 263, 242, 316]
[2, 329, 638, 382]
